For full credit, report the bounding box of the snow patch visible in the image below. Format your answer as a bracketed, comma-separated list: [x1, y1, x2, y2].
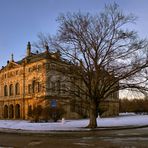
[0, 114, 147, 131]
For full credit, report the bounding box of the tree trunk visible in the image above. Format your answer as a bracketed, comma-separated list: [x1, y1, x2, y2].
[87, 100, 97, 128]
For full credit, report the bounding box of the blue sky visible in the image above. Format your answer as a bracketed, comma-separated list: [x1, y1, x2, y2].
[0, 0, 148, 67]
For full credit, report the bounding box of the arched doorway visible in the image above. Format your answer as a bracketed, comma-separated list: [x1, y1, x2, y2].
[4, 105, 8, 119]
[9, 104, 14, 119]
[15, 104, 20, 119]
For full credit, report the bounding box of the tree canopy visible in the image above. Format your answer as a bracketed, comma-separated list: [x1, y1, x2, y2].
[35, 3, 148, 128]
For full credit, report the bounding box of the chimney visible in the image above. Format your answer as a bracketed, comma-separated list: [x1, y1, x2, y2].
[45, 43, 49, 53]
[27, 42, 31, 56]
[11, 53, 14, 62]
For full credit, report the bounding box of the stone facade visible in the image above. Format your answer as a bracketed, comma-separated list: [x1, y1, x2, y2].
[0, 42, 119, 119]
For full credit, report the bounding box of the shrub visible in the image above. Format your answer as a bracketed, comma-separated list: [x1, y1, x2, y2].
[41, 107, 51, 122]
[28, 105, 43, 122]
[28, 105, 65, 122]
[48, 107, 65, 122]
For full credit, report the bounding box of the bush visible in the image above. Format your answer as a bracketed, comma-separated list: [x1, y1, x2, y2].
[28, 105, 65, 122]
[41, 107, 51, 122]
[48, 107, 65, 122]
[28, 105, 43, 122]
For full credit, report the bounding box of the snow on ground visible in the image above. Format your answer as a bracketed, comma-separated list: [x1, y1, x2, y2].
[0, 114, 148, 131]
[97, 114, 148, 127]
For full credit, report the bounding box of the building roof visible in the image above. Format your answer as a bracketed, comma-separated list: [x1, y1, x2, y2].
[0, 42, 66, 72]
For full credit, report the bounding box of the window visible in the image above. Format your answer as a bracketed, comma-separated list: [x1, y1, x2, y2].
[51, 82, 55, 92]
[28, 67, 32, 72]
[4, 85, 8, 96]
[57, 80, 61, 93]
[15, 83, 20, 95]
[28, 84, 32, 94]
[37, 64, 42, 71]
[37, 82, 41, 92]
[32, 80, 35, 93]
[9, 84, 13, 96]
[4, 105, 8, 118]
[9, 104, 14, 118]
[16, 70, 18, 75]
[33, 66, 36, 71]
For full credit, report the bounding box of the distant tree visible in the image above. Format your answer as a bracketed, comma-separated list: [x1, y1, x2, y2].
[35, 3, 148, 128]
[120, 98, 148, 114]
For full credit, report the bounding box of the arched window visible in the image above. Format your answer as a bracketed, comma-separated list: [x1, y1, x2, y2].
[15, 83, 20, 95]
[9, 84, 13, 96]
[4, 85, 8, 96]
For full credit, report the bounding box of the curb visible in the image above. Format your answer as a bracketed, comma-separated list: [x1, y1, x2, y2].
[95, 125, 148, 131]
[0, 125, 148, 135]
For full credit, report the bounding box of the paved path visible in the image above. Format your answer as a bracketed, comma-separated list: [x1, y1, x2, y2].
[0, 127, 148, 148]
[0, 125, 148, 134]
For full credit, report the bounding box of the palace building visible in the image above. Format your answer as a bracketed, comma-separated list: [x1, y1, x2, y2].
[0, 42, 119, 119]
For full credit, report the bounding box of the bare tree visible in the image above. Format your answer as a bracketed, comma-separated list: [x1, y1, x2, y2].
[35, 3, 148, 128]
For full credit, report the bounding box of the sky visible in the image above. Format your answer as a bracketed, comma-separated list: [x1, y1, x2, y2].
[0, 0, 148, 68]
